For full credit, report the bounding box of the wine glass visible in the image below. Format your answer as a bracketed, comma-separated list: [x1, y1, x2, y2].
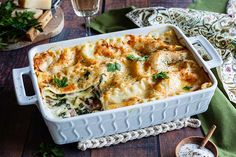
[71, 0, 101, 36]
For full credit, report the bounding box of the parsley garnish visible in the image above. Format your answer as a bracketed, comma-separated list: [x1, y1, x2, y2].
[0, 0, 43, 48]
[53, 77, 68, 88]
[34, 142, 64, 157]
[152, 72, 169, 81]
[138, 56, 149, 61]
[126, 54, 136, 60]
[126, 54, 149, 61]
[107, 62, 121, 72]
[183, 86, 192, 91]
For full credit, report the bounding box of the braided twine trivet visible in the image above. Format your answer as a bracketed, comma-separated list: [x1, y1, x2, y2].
[77, 117, 201, 151]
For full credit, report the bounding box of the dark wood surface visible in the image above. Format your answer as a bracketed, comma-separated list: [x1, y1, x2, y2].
[0, 0, 203, 157]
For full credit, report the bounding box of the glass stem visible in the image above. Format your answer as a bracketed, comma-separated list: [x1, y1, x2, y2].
[84, 16, 91, 36]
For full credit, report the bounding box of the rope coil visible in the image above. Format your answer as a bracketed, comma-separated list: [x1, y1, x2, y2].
[78, 117, 201, 151]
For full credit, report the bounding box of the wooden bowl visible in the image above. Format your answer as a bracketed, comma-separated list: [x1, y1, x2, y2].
[175, 136, 218, 157]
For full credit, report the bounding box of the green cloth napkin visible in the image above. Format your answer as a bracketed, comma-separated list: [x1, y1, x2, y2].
[90, 7, 137, 34]
[189, 0, 228, 13]
[90, 1, 236, 156]
[200, 69, 236, 157]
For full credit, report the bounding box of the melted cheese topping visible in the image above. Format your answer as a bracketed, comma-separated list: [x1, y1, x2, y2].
[34, 30, 212, 118]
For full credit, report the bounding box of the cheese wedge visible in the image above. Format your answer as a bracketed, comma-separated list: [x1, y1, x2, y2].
[26, 10, 53, 41]
[12, 8, 43, 19]
[19, 0, 52, 10]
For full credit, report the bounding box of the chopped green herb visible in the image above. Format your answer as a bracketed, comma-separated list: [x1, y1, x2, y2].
[107, 62, 121, 72]
[231, 40, 236, 46]
[56, 94, 66, 98]
[54, 99, 67, 106]
[126, 54, 136, 60]
[65, 103, 71, 109]
[58, 112, 66, 118]
[152, 72, 169, 81]
[75, 104, 90, 115]
[53, 76, 68, 88]
[183, 86, 192, 91]
[138, 55, 149, 61]
[84, 70, 91, 79]
[34, 142, 64, 157]
[126, 54, 149, 61]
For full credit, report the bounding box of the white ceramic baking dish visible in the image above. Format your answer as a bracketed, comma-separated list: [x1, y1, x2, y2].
[12, 24, 222, 145]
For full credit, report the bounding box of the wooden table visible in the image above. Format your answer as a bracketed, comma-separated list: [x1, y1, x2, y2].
[0, 0, 203, 157]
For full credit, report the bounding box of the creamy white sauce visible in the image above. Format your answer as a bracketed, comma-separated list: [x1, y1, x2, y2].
[179, 143, 215, 157]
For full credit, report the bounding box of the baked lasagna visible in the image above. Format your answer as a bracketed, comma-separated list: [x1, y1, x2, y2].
[34, 30, 212, 118]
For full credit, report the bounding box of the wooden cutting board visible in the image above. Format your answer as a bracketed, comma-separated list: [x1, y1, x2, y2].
[0, 7, 64, 51]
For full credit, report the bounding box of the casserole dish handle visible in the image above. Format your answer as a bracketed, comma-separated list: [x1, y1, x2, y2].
[189, 35, 223, 69]
[12, 67, 37, 106]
